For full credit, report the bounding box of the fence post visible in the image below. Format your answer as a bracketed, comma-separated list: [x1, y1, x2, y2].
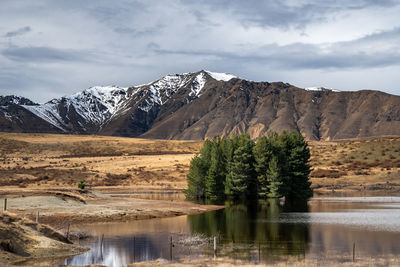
[3, 198, 7, 211]
[100, 234, 104, 261]
[66, 223, 70, 239]
[353, 242, 355, 262]
[133, 236, 136, 262]
[36, 211, 39, 224]
[169, 236, 173, 261]
[214, 236, 217, 258]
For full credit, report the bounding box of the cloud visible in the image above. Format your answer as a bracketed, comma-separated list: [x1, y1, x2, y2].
[4, 26, 31, 37]
[1, 0, 400, 101]
[184, 0, 400, 29]
[2, 46, 91, 63]
[151, 26, 400, 70]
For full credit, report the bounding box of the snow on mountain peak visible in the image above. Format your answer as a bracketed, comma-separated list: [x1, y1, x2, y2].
[22, 85, 133, 131]
[18, 70, 240, 129]
[204, 70, 237, 81]
[65, 85, 133, 125]
[138, 73, 193, 112]
[304, 86, 341, 92]
[189, 72, 206, 97]
[0, 95, 37, 106]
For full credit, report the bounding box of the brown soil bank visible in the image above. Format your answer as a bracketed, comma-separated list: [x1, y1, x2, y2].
[0, 211, 87, 266]
[0, 188, 222, 228]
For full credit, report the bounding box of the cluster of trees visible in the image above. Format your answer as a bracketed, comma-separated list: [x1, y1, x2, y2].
[184, 131, 312, 201]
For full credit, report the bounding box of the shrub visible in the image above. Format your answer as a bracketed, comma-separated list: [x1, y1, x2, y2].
[78, 180, 86, 190]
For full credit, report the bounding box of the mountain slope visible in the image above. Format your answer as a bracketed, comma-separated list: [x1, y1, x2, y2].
[1, 70, 400, 140]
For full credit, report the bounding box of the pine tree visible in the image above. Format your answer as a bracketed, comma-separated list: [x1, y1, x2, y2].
[185, 131, 312, 202]
[225, 134, 256, 198]
[254, 132, 280, 198]
[205, 137, 226, 201]
[201, 139, 213, 167]
[221, 134, 240, 165]
[266, 156, 283, 198]
[288, 132, 313, 199]
[184, 139, 213, 200]
[279, 131, 312, 199]
[184, 155, 206, 200]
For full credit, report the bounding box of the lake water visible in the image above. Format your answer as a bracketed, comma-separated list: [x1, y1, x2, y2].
[63, 196, 400, 267]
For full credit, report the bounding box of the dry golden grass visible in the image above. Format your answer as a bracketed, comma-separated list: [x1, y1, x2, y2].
[1, 133, 400, 194]
[0, 133, 202, 190]
[309, 136, 400, 194]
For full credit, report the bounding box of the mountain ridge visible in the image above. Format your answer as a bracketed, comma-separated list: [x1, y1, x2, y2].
[1, 70, 400, 140]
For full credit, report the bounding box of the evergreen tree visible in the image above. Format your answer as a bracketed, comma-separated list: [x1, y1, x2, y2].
[185, 131, 313, 202]
[266, 156, 283, 198]
[254, 132, 280, 198]
[221, 134, 240, 165]
[184, 155, 206, 199]
[200, 139, 213, 167]
[205, 137, 226, 201]
[184, 139, 213, 200]
[279, 131, 312, 199]
[225, 134, 256, 198]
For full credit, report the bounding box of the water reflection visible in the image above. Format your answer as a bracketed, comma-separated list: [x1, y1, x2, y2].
[64, 234, 169, 266]
[188, 199, 310, 259]
[64, 197, 400, 267]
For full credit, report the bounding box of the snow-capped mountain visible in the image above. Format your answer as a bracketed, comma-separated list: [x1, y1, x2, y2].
[0, 95, 37, 106]
[22, 86, 132, 132]
[1, 70, 400, 140]
[1, 70, 236, 135]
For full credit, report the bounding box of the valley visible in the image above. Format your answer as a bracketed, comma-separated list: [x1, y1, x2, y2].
[1, 133, 399, 196]
[1, 133, 400, 266]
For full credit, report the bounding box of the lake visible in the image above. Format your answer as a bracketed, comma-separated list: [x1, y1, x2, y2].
[63, 196, 400, 267]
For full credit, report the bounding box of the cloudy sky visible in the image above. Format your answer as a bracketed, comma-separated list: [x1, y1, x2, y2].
[1, 0, 400, 102]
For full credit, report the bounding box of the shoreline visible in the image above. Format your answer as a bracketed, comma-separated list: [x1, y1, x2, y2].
[1, 186, 399, 266]
[1, 185, 398, 229]
[0, 186, 223, 228]
[0, 187, 222, 266]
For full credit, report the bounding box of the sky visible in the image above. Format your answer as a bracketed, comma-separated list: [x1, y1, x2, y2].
[1, 0, 400, 103]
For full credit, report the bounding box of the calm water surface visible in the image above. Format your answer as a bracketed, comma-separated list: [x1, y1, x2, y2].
[63, 196, 400, 267]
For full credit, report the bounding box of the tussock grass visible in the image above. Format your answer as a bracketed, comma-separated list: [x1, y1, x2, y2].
[1, 133, 400, 193]
[0, 133, 201, 189]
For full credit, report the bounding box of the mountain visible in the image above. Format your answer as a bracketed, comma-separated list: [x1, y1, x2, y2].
[1, 70, 400, 140]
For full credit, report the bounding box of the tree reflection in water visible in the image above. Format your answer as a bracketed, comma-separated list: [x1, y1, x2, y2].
[188, 199, 310, 259]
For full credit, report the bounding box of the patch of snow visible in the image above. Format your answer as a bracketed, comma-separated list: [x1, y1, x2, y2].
[205, 70, 237, 81]
[66, 86, 130, 124]
[0, 95, 37, 106]
[22, 103, 67, 131]
[138, 74, 192, 112]
[189, 72, 206, 97]
[1, 110, 13, 121]
[22, 85, 136, 130]
[304, 87, 341, 92]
